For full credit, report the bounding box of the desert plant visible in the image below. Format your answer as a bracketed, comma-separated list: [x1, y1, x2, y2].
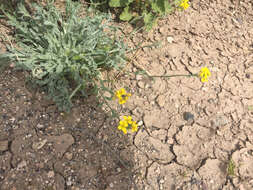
[0, 0, 127, 112]
[106, 0, 189, 30]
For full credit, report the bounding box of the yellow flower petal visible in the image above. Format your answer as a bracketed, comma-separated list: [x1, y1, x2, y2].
[199, 67, 211, 83]
[119, 99, 126, 104]
[180, 0, 189, 10]
[131, 122, 138, 132]
[201, 77, 208, 83]
[118, 116, 138, 134]
[119, 88, 126, 94]
[114, 88, 131, 105]
[125, 116, 133, 124]
[122, 127, 127, 134]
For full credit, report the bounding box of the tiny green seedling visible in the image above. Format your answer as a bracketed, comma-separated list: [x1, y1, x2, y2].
[227, 159, 236, 176]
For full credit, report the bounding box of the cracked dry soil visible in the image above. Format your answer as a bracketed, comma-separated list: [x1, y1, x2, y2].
[1, 0, 253, 189]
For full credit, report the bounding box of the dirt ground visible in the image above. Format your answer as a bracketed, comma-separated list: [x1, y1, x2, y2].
[0, 0, 253, 189]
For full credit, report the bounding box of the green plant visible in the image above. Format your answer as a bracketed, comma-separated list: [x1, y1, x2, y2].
[107, 0, 189, 30]
[0, 0, 127, 112]
[0, 0, 16, 17]
[227, 158, 236, 176]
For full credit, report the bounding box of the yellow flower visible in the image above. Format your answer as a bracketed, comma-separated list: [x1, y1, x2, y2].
[123, 116, 133, 124]
[118, 124, 127, 134]
[179, 0, 189, 10]
[117, 116, 138, 134]
[114, 88, 131, 105]
[119, 120, 128, 128]
[131, 121, 138, 132]
[199, 67, 211, 83]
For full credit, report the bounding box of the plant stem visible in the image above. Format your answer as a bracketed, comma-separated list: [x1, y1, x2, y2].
[99, 90, 119, 119]
[69, 84, 82, 100]
[149, 74, 198, 78]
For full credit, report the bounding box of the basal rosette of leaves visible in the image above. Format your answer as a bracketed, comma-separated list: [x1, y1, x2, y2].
[0, 0, 127, 112]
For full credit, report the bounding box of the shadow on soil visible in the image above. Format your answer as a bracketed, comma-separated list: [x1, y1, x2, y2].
[0, 69, 136, 190]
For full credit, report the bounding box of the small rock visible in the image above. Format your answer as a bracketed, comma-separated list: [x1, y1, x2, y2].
[47, 171, 55, 178]
[183, 112, 194, 121]
[17, 160, 27, 170]
[117, 168, 121, 172]
[37, 124, 45, 129]
[167, 36, 174, 43]
[0, 141, 8, 151]
[159, 26, 168, 35]
[66, 180, 72, 186]
[156, 95, 166, 107]
[211, 115, 228, 128]
[32, 139, 47, 150]
[137, 120, 143, 126]
[137, 81, 145, 88]
[145, 83, 150, 89]
[136, 75, 143, 80]
[109, 183, 114, 188]
[65, 152, 73, 160]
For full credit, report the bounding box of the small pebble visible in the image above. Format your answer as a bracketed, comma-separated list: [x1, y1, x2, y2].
[137, 120, 143, 126]
[117, 168, 121, 172]
[136, 75, 142, 80]
[183, 112, 194, 121]
[47, 171, 55, 178]
[167, 36, 174, 43]
[109, 183, 114, 188]
[137, 81, 145, 88]
[37, 124, 45, 129]
[65, 152, 73, 160]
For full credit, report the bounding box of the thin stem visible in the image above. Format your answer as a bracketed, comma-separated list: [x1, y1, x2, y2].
[99, 91, 119, 119]
[69, 84, 82, 100]
[126, 42, 160, 54]
[149, 74, 198, 78]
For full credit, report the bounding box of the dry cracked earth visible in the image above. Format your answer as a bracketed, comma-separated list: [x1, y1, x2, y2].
[0, 0, 253, 190]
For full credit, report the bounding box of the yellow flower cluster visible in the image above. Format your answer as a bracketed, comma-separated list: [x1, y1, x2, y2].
[179, 0, 189, 10]
[199, 67, 211, 82]
[114, 88, 131, 104]
[118, 116, 138, 134]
